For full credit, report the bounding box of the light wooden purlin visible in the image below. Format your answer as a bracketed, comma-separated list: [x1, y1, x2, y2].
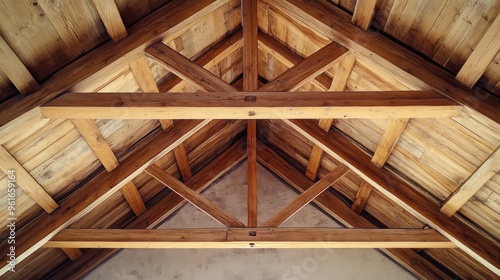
[146, 164, 245, 228]
[256, 141, 451, 279]
[91, 0, 128, 42]
[441, 146, 500, 216]
[243, 0, 259, 228]
[351, 180, 373, 214]
[306, 53, 355, 181]
[285, 119, 500, 275]
[50, 139, 247, 279]
[0, 120, 210, 275]
[61, 248, 83, 262]
[71, 119, 146, 217]
[129, 56, 174, 131]
[0, 35, 40, 96]
[262, 165, 350, 227]
[456, 14, 500, 88]
[371, 118, 410, 168]
[129, 56, 192, 181]
[45, 228, 454, 249]
[352, 0, 378, 30]
[41, 91, 462, 120]
[0, 145, 58, 213]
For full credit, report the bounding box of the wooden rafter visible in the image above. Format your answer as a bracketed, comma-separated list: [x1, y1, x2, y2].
[243, 0, 259, 228]
[441, 146, 500, 216]
[146, 164, 246, 227]
[91, 0, 128, 42]
[0, 0, 222, 129]
[45, 228, 454, 249]
[257, 31, 331, 90]
[0, 120, 210, 275]
[269, 0, 500, 123]
[0, 145, 58, 213]
[284, 119, 500, 275]
[60, 248, 83, 262]
[371, 118, 410, 168]
[258, 41, 347, 92]
[256, 141, 451, 279]
[146, 42, 237, 92]
[262, 165, 349, 227]
[305, 53, 355, 180]
[455, 14, 500, 88]
[41, 91, 462, 119]
[352, 0, 378, 30]
[50, 138, 247, 279]
[0, 35, 40, 96]
[72, 119, 147, 217]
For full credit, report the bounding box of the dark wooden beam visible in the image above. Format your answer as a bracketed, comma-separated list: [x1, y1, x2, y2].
[243, 0, 259, 228]
[46, 228, 454, 249]
[41, 91, 462, 119]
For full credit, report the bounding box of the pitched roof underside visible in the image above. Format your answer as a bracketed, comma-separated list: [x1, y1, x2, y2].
[0, 0, 498, 279]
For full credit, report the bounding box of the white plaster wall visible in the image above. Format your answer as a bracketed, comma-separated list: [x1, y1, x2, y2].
[85, 161, 416, 280]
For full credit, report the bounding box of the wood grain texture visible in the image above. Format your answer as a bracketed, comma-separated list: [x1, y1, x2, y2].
[120, 181, 147, 216]
[256, 141, 451, 279]
[42, 91, 463, 119]
[263, 165, 349, 227]
[0, 119, 210, 275]
[0, 0, 221, 129]
[456, 14, 500, 88]
[61, 248, 82, 261]
[48, 138, 247, 279]
[72, 119, 119, 172]
[257, 31, 331, 89]
[441, 146, 500, 216]
[285, 119, 500, 275]
[0, 34, 39, 95]
[258, 40, 346, 92]
[352, 0, 378, 30]
[129, 56, 174, 130]
[92, 0, 128, 42]
[146, 42, 237, 92]
[243, 0, 259, 228]
[173, 144, 192, 181]
[351, 180, 373, 214]
[247, 120, 258, 227]
[371, 118, 409, 168]
[305, 53, 355, 180]
[158, 30, 243, 92]
[46, 228, 454, 249]
[269, 0, 500, 123]
[0, 145, 58, 213]
[146, 164, 245, 227]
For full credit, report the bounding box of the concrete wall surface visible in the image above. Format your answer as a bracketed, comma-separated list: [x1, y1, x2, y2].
[85, 161, 416, 280]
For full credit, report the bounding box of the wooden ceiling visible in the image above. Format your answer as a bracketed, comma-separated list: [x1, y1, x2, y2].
[0, 0, 499, 279]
